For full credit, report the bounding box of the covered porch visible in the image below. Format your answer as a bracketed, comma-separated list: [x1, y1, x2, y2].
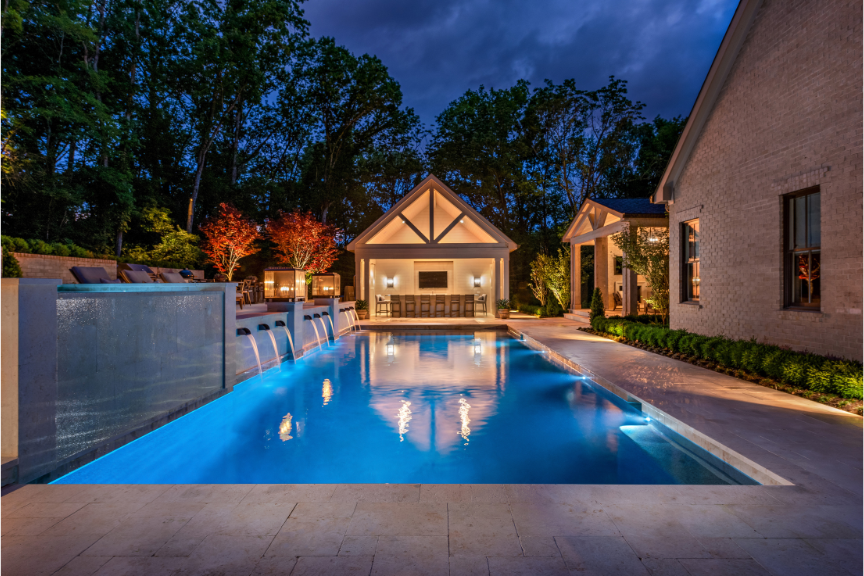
[563, 198, 668, 316]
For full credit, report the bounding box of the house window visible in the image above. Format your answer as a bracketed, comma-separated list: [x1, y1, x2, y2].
[681, 219, 700, 302]
[785, 189, 820, 308]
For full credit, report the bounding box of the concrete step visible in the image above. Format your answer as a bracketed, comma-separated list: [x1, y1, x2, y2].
[563, 312, 590, 325]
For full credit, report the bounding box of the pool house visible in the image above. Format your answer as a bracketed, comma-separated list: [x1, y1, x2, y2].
[347, 175, 518, 317]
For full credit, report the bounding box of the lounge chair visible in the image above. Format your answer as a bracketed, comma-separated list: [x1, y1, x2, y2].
[70, 266, 119, 284]
[120, 270, 154, 283]
[159, 272, 188, 283]
[119, 263, 158, 282]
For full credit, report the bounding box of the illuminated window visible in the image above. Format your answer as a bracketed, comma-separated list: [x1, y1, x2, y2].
[785, 188, 820, 309]
[681, 219, 700, 302]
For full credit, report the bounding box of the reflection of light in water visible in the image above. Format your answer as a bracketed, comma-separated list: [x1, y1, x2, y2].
[397, 400, 412, 442]
[458, 397, 471, 444]
[322, 379, 333, 405]
[279, 413, 293, 441]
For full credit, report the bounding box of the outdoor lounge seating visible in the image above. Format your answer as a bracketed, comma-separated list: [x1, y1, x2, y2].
[70, 266, 118, 284]
[159, 272, 188, 283]
[120, 270, 154, 283]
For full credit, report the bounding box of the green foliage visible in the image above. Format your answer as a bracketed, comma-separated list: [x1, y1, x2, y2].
[2, 251, 22, 278]
[589, 288, 605, 321]
[354, 300, 368, 311]
[496, 298, 511, 310]
[588, 318, 863, 399]
[611, 225, 670, 320]
[518, 304, 542, 317]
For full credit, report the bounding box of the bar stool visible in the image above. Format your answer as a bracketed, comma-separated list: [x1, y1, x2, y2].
[434, 294, 446, 317]
[390, 295, 402, 318]
[404, 295, 416, 317]
[375, 294, 391, 317]
[476, 294, 488, 316]
[449, 294, 461, 317]
[419, 294, 431, 317]
[464, 294, 475, 317]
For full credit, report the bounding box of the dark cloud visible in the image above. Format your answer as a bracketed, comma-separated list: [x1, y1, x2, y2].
[302, 0, 738, 127]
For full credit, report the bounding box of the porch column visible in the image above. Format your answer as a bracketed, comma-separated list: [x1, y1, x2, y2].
[570, 242, 581, 311]
[622, 256, 638, 316]
[362, 258, 369, 303]
[494, 257, 501, 313]
[594, 236, 610, 309]
[502, 256, 510, 300]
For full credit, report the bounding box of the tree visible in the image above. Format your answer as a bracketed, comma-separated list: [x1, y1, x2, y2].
[589, 288, 605, 321]
[529, 256, 549, 308]
[267, 210, 341, 272]
[611, 224, 670, 321]
[199, 203, 261, 280]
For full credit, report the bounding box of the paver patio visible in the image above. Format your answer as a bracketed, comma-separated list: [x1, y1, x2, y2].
[2, 319, 861, 576]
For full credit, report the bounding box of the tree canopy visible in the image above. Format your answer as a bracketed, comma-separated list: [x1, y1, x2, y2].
[2, 1, 684, 290]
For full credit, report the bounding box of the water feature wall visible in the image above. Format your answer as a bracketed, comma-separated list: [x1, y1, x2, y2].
[1, 281, 236, 483]
[233, 300, 355, 383]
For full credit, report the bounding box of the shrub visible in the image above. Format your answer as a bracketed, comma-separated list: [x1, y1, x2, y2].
[589, 288, 605, 321]
[354, 300, 368, 311]
[584, 317, 863, 398]
[2, 252, 22, 278]
[519, 304, 542, 317]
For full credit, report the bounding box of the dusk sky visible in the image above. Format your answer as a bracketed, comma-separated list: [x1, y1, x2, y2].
[304, 0, 739, 127]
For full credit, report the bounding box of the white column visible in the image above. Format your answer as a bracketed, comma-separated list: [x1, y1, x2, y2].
[502, 256, 510, 300]
[494, 257, 501, 313]
[594, 237, 609, 309]
[622, 258, 638, 316]
[571, 242, 581, 311]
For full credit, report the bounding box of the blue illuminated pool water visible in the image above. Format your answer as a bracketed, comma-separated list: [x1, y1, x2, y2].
[54, 332, 753, 484]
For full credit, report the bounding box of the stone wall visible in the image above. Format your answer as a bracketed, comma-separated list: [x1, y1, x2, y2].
[10, 252, 205, 283]
[12, 253, 118, 284]
[668, 0, 863, 360]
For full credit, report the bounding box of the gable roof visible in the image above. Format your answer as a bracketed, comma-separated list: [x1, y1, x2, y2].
[590, 197, 667, 217]
[652, 0, 763, 204]
[562, 197, 668, 243]
[347, 174, 518, 251]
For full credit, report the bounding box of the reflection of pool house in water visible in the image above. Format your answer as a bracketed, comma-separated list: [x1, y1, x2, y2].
[347, 174, 518, 317]
[562, 197, 669, 315]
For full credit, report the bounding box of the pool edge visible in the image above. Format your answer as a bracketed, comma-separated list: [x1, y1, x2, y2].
[509, 326, 794, 487]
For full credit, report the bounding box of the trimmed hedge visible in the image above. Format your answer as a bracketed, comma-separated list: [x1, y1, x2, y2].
[591, 316, 863, 400]
[1, 236, 190, 270]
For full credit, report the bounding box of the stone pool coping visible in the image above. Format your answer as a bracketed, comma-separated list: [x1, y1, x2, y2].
[2, 318, 861, 575]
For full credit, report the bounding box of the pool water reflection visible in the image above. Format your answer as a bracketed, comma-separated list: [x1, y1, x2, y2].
[54, 332, 751, 484]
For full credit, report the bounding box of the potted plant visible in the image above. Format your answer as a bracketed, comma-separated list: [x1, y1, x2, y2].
[355, 299, 369, 320]
[496, 298, 511, 319]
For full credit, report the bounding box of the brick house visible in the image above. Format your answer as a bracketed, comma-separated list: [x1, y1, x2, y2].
[651, 0, 862, 361]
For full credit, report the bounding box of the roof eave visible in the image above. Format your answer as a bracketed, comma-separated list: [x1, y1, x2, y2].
[652, 0, 764, 205]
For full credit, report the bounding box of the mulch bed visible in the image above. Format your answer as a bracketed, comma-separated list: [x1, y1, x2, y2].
[578, 327, 864, 416]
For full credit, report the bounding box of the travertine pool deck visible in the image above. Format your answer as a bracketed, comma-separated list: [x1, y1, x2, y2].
[2, 319, 861, 576]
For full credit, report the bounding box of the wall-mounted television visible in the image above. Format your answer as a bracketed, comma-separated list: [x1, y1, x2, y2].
[418, 271, 448, 289]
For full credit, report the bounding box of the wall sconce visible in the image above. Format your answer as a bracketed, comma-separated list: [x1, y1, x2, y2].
[386, 277, 394, 288]
[473, 277, 481, 287]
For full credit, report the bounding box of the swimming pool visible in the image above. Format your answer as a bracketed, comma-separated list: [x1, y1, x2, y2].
[54, 332, 754, 484]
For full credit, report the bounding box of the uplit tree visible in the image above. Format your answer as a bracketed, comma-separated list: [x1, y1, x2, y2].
[199, 203, 261, 280]
[267, 210, 342, 272]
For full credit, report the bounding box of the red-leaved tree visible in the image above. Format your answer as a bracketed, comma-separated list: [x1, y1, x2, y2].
[199, 203, 261, 281]
[267, 211, 342, 272]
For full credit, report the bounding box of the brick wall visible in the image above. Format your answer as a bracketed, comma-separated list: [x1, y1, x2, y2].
[668, 0, 863, 361]
[13, 253, 118, 284]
